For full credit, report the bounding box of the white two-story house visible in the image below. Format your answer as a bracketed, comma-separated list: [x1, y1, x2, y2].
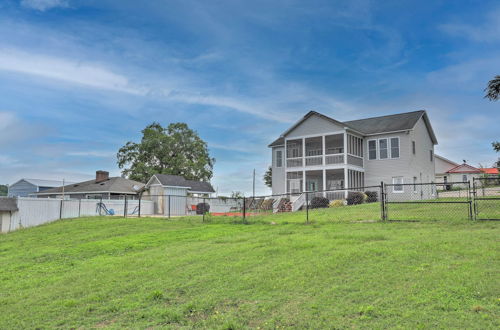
[269, 110, 437, 199]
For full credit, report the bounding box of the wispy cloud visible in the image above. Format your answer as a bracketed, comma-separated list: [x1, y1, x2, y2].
[0, 48, 145, 95]
[66, 151, 116, 158]
[439, 7, 500, 42]
[21, 0, 69, 12]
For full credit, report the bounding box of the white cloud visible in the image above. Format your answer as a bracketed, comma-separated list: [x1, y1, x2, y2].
[0, 48, 146, 95]
[21, 0, 68, 11]
[66, 151, 116, 158]
[439, 8, 500, 42]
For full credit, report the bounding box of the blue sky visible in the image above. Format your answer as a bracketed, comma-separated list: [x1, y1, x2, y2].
[0, 0, 499, 195]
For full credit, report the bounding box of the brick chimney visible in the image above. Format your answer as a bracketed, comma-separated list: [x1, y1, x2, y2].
[95, 170, 109, 183]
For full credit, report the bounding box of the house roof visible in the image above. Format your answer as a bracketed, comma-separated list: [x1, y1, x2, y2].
[269, 110, 438, 147]
[435, 154, 459, 167]
[446, 163, 482, 174]
[0, 198, 18, 212]
[35, 177, 144, 195]
[268, 137, 284, 147]
[153, 174, 215, 193]
[481, 168, 499, 175]
[11, 179, 74, 188]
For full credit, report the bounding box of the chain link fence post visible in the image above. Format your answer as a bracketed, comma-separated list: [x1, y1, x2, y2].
[168, 195, 171, 219]
[305, 191, 309, 224]
[124, 195, 128, 218]
[380, 181, 386, 221]
[202, 197, 206, 222]
[138, 193, 142, 218]
[78, 198, 81, 218]
[242, 197, 246, 223]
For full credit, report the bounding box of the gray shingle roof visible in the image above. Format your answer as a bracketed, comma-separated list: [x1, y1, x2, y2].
[35, 177, 144, 195]
[0, 198, 18, 211]
[154, 174, 215, 193]
[269, 110, 437, 146]
[343, 110, 426, 135]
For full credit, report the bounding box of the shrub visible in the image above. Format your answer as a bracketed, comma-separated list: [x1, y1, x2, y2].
[196, 202, 210, 214]
[261, 199, 274, 211]
[310, 196, 329, 209]
[346, 192, 365, 205]
[329, 200, 345, 208]
[365, 191, 378, 203]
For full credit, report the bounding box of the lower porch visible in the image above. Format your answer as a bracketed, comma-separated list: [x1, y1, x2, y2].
[286, 169, 365, 199]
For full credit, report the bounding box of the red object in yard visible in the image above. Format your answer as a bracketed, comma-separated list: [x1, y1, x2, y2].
[191, 205, 197, 211]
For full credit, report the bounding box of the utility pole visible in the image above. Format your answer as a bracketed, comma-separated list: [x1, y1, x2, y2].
[62, 178, 65, 200]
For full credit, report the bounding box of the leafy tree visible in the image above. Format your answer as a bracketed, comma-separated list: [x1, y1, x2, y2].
[117, 122, 215, 183]
[493, 141, 500, 152]
[0, 184, 7, 196]
[231, 191, 243, 198]
[263, 166, 272, 188]
[484, 75, 500, 101]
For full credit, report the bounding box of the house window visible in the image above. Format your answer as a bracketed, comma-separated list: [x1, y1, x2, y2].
[393, 177, 404, 193]
[413, 177, 417, 193]
[379, 139, 388, 159]
[390, 137, 400, 158]
[430, 150, 433, 162]
[368, 140, 377, 160]
[462, 174, 467, 182]
[276, 150, 283, 168]
[412, 141, 416, 155]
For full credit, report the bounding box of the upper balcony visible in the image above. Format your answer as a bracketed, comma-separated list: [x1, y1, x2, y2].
[285, 133, 364, 169]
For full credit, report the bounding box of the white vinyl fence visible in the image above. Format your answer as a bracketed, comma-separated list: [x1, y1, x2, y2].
[2, 197, 154, 233]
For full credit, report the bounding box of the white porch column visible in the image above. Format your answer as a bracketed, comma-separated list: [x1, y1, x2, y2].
[344, 167, 349, 199]
[302, 137, 306, 193]
[343, 130, 348, 199]
[322, 135, 326, 166]
[322, 169, 326, 198]
[303, 170, 306, 193]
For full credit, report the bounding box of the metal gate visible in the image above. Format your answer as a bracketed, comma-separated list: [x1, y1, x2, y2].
[383, 182, 473, 221]
[473, 177, 500, 220]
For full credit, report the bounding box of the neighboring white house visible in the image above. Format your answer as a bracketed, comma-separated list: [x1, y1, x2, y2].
[145, 174, 215, 216]
[269, 110, 438, 200]
[8, 179, 74, 197]
[435, 155, 459, 184]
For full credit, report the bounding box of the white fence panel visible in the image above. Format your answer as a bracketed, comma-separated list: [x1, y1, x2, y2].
[11, 198, 62, 231]
[3, 198, 156, 233]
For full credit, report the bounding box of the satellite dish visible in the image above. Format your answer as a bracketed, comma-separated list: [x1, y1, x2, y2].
[132, 185, 141, 192]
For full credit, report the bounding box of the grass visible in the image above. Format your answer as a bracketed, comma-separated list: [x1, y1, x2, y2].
[0, 211, 499, 329]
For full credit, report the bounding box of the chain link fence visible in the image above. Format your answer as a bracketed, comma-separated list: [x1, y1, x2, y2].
[473, 177, 500, 220]
[127, 179, 500, 223]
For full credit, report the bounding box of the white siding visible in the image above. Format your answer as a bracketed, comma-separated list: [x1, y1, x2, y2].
[286, 114, 344, 138]
[271, 146, 286, 195]
[435, 156, 457, 175]
[164, 187, 188, 216]
[364, 131, 410, 187]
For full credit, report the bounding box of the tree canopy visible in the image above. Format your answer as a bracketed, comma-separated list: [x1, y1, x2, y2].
[484, 75, 500, 101]
[264, 166, 272, 188]
[117, 122, 215, 183]
[0, 185, 7, 196]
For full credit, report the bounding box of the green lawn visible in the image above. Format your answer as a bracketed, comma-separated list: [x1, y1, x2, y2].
[0, 213, 499, 328]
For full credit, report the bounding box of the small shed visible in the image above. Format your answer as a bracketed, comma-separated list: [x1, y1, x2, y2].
[145, 174, 215, 216]
[0, 198, 18, 233]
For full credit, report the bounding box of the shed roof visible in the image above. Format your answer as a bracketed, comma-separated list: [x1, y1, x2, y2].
[35, 177, 144, 195]
[0, 198, 18, 212]
[153, 174, 215, 193]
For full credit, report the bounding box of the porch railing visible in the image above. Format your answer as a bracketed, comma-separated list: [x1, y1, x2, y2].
[286, 158, 303, 167]
[305, 156, 323, 166]
[325, 154, 344, 165]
